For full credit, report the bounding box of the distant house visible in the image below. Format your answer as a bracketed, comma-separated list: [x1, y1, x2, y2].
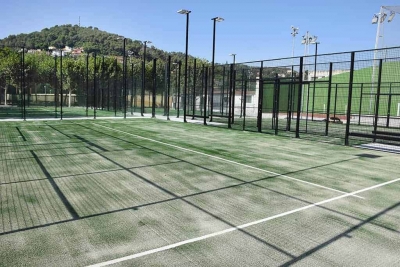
[63, 46, 72, 53]
[27, 49, 42, 54]
[51, 50, 62, 57]
[48, 46, 80, 57]
[71, 47, 84, 56]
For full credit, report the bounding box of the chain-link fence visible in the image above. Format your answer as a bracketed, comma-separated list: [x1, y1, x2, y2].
[201, 46, 400, 147]
[1, 45, 400, 147]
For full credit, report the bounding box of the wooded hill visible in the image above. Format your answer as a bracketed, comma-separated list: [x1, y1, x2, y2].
[0, 24, 205, 64]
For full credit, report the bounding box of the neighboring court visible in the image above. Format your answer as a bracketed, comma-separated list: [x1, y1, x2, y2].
[0, 117, 399, 266]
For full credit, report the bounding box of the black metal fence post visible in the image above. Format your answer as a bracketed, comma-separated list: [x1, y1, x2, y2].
[107, 73, 110, 111]
[228, 64, 233, 129]
[231, 69, 236, 125]
[86, 54, 89, 117]
[286, 67, 294, 131]
[257, 62, 264, 133]
[240, 68, 245, 118]
[386, 83, 392, 128]
[60, 52, 63, 120]
[295, 57, 304, 138]
[152, 58, 157, 118]
[325, 62, 333, 136]
[373, 59, 383, 142]
[54, 55, 58, 118]
[22, 47, 26, 120]
[275, 74, 280, 135]
[333, 84, 338, 119]
[93, 53, 97, 119]
[242, 77, 248, 131]
[114, 59, 117, 117]
[166, 56, 171, 120]
[192, 59, 197, 120]
[101, 56, 105, 110]
[177, 61, 182, 118]
[123, 54, 127, 119]
[221, 66, 226, 116]
[130, 63, 134, 115]
[141, 60, 145, 116]
[20, 49, 23, 118]
[358, 83, 363, 125]
[203, 66, 208, 125]
[345, 52, 355, 146]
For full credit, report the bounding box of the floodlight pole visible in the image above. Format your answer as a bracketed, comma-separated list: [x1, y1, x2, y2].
[210, 17, 224, 122]
[371, 6, 384, 114]
[303, 31, 309, 57]
[291, 26, 299, 59]
[178, 9, 191, 123]
[311, 42, 319, 121]
[230, 53, 236, 64]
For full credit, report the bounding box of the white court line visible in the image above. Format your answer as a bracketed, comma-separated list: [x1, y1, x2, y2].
[86, 177, 400, 267]
[93, 123, 364, 199]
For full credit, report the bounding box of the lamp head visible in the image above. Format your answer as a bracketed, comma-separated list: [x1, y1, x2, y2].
[388, 11, 396, 22]
[212, 17, 224, 22]
[177, 9, 191, 14]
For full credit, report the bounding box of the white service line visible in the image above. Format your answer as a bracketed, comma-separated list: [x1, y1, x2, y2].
[93, 123, 364, 199]
[86, 177, 400, 267]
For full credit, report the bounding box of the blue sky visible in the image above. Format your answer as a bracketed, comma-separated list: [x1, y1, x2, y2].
[1, 0, 399, 63]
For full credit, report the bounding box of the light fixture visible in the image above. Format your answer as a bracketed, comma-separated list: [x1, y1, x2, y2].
[213, 17, 224, 22]
[177, 9, 191, 14]
[229, 53, 236, 64]
[380, 12, 387, 23]
[388, 11, 396, 22]
[310, 36, 318, 43]
[372, 14, 379, 24]
[177, 9, 191, 122]
[291, 26, 299, 36]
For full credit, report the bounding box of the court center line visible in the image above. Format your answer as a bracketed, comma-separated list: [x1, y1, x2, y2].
[93, 123, 363, 199]
[86, 177, 400, 267]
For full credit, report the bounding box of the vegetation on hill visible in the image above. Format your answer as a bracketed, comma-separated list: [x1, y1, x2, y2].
[0, 24, 202, 64]
[0, 25, 213, 99]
